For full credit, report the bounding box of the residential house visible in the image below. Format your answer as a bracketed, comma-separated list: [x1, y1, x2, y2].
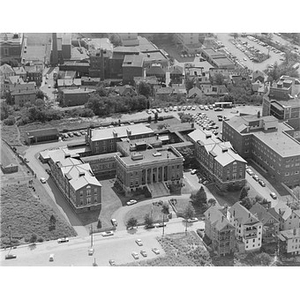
[252, 80, 266, 95]
[13, 66, 27, 81]
[169, 65, 184, 85]
[24, 65, 43, 87]
[268, 202, 300, 231]
[278, 228, 300, 256]
[60, 88, 95, 107]
[0, 63, 15, 97]
[188, 86, 203, 99]
[252, 70, 267, 83]
[57, 78, 81, 89]
[10, 82, 37, 106]
[227, 202, 263, 253]
[200, 84, 228, 96]
[204, 206, 236, 256]
[250, 202, 280, 244]
[146, 64, 166, 83]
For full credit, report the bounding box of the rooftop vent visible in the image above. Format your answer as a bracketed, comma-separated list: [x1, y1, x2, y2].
[79, 171, 85, 177]
[131, 152, 143, 161]
[152, 152, 162, 157]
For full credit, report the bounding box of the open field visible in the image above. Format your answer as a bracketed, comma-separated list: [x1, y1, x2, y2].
[0, 184, 76, 248]
[1, 124, 20, 146]
[124, 231, 211, 266]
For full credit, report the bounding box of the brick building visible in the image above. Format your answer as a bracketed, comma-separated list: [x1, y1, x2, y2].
[188, 128, 247, 191]
[122, 54, 144, 84]
[61, 88, 95, 107]
[222, 115, 300, 188]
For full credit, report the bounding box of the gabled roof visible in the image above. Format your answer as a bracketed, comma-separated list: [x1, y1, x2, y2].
[204, 206, 234, 231]
[146, 65, 165, 76]
[250, 202, 279, 225]
[0, 64, 14, 75]
[269, 201, 292, 221]
[229, 202, 260, 225]
[188, 86, 202, 98]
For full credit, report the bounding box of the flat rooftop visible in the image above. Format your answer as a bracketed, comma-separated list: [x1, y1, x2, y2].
[90, 124, 154, 142]
[120, 146, 180, 166]
[122, 54, 144, 68]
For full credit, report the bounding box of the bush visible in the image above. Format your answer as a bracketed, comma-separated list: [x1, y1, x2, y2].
[3, 116, 15, 125]
[37, 237, 44, 243]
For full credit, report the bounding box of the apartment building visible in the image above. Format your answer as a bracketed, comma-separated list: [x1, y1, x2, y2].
[188, 129, 247, 191]
[250, 202, 280, 244]
[278, 228, 300, 256]
[115, 138, 183, 196]
[204, 206, 236, 256]
[222, 115, 300, 188]
[0, 33, 25, 64]
[118, 33, 139, 47]
[122, 54, 144, 84]
[48, 149, 102, 213]
[227, 202, 263, 253]
[269, 75, 300, 100]
[60, 88, 95, 107]
[86, 124, 154, 155]
[10, 82, 37, 106]
[174, 33, 203, 54]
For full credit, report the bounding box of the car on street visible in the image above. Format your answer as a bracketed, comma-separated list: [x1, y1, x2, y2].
[5, 254, 17, 260]
[135, 239, 143, 246]
[144, 224, 155, 229]
[155, 222, 166, 228]
[109, 259, 116, 266]
[57, 237, 69, 243]
[127, 199, 137, 206]
[111, 219, 118, 227]
[146, 109, 152, 114]
[191, 169, 197, 175]
[157, 108, 162, 113]
[187, 217, 199, 223]
[140, 250, 147, 257]
[88, 248, 94, 256]
[132, 252, 139, 259]
[258, 179, 266, 187]
[68, 132, 74, 137]
[214, 107, 223, 111]
[252, 174, 259, 181]
[49, 254, 54, 262]
[46, 169, 51, 175]
[270, 192, 277, 199]
[40, 177, 46, 184]
[102, 231, 114, 237]
[152, 248, 160, 255]
[246, 168, 254, 176]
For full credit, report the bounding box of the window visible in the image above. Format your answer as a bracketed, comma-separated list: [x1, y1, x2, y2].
[253, 239, 255, 243]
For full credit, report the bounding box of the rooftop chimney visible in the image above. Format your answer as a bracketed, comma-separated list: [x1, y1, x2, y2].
[52, 33, 58, 66]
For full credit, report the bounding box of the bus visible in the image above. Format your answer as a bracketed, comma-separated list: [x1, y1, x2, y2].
[214, 102, 233, 109]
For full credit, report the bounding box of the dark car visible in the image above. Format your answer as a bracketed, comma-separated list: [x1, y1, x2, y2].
[258, 179, 266, 187]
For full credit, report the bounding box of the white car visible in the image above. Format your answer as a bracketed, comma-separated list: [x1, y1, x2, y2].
[191, 169, 197, 175]
[135, 239, 143, 246]
[40, 177, 46, 184]
[102, 231, 114, 237]
[270, 192, 277, 199]
[127, 199, 137, 206]
[152, 248, 160, 255]
[57, 237, 69, 244]
[187, 217, 199, 223]
[132, 252, 139, 260]
[88, 248, 94, 256]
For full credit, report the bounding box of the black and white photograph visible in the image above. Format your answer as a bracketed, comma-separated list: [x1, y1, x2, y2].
[0, 1, 299, 299]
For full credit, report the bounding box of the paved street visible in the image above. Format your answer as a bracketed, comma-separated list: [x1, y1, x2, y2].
[0, 218, 204, 266]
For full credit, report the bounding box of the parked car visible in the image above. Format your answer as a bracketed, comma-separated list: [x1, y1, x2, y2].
[252, 174, 259, 181]
[88, 248, 94, 256]
[152, 248, 160, 255]
[40, 177, 46, 184]
[191, 169, 197, 175]
[270, 192, 277, 199]
[109, 259, 116, 266]
[5, 254, 17, 260]
[187, 217, 199, 223]
[68, 132, 74, 137]
[127, 199, 137, 206]
[140, 250, 147, 257]
[135, 239, 143, 246]
[111, 219, 118, 227]
[57, 237, 69, 244]
[102, 231, 114, 237]
[155, 222, 166, 228]
[246, 168, 254, 176]
[144, 224, 155, 229]
[258, 179, 266, 187]
[132, 252, 139, 260]
[49, 254, 54, 262]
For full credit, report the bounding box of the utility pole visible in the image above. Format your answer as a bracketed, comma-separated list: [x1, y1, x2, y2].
[90, 224, 93, 248]
[7, 225, 12, 249]
[162, 214, 165, 237]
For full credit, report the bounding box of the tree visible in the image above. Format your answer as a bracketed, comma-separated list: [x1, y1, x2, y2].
[178, 147, 194, 167]
[239, 186, 249, 200]
[208, 198, 217, 207]
[252, 252, 273, 266]
[183, 203, 196, 235]
[185, 77, 194, 91]
[35, 98, 45, 107]
[191, 186, 207, 208]
[138, 82, 151, 98]
[154, 112, 158, 123]
[109, 34, 122, 47]
[30, 233, 37, 244]
[240, 196, 253, 210]
[97, 219, 102, 229]
[49, 214, 56, 231]
[126, 217, 138, 229]
[144, 213, 154, 228]
[147, 115, 152, 123]
[161, 202, 170, 235]
[36, 90, 45, 100]
[213, 73, 225, 85]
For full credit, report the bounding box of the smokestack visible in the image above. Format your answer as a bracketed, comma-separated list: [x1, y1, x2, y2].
[100, 49, 105, 81]
[52, 33, 58, 66]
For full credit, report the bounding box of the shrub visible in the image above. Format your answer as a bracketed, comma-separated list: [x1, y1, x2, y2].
[37, 237, 44, 243]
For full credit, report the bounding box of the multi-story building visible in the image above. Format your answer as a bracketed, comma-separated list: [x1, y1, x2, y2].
[0, 33, 25, 64]
[48, 149, 102, 213]
[13, 66, 27, 81]
[278, 228, 300, 256]
[24, 65, 43, 87]
[222, 115, 300, 188]
[268, 202, 300, 231]
[115, 138, 183, 196]
[204, 206, 236, 256]
[174, 33, 203, 54]
[122, 54, 144, 84]
[268, 75, 300, 100]
[9, 82, 37, 106]
[250, 202, 280, 244]
[60, 88, 95, 107]
[262, 96, 300, 121]
[227, 202, 263, 253]
[188, 129, 247, 191]
[0, 63, 15, 97]
[86, 124, 154, 155]
[118, 33, 139, 47]
[200, 48, 235, 69]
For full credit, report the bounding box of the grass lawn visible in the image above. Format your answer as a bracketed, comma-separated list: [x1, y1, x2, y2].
[124, 231, 211, 266]
[1, 124, 21, 146]
[0, 184, 76, 248]
[124, 203, 167, 225]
